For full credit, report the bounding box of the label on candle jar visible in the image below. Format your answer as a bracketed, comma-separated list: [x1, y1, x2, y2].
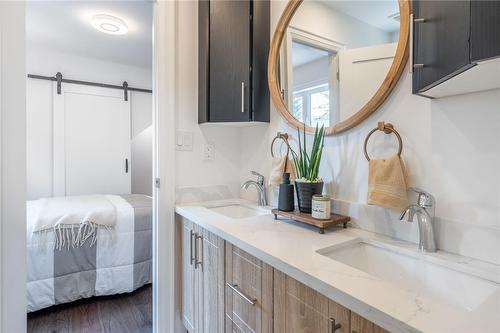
[311, 195, 331, 219]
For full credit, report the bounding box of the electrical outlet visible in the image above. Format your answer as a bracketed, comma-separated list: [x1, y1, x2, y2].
[203, 143, 215, 161]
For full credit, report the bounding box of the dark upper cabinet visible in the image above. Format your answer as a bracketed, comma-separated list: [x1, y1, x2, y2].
[471, 1, 500, 62]
[199, 0, 270, 123]
[412, 1, 471, 93]
[412, 0, 500, 98]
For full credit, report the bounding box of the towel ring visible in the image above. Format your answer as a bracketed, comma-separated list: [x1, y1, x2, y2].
[271, 132, 291, 158]
[364, 122, 403, 161]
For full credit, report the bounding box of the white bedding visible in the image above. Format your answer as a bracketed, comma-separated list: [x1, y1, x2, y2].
[27, 194, 152, 312]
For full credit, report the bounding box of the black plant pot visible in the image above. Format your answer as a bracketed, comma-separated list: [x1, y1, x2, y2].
[295, 181, 324, 213]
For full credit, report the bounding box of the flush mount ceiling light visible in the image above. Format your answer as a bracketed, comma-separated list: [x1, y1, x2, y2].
[91, 14, 128, 35]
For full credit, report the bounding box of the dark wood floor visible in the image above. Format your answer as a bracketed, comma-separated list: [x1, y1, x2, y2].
[27, 284, 152, 333]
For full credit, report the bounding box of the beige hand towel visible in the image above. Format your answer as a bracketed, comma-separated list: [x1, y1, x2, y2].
[269, 156, 296, 187]
[368, 154, 408, 211]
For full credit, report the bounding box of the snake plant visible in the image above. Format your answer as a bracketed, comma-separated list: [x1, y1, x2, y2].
[290, 124, 325, 182]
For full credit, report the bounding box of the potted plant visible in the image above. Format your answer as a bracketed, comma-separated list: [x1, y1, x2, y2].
[290, 124, 325, 213]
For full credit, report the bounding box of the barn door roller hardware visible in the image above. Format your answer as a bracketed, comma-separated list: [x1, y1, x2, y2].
[27, 72, 152, 101]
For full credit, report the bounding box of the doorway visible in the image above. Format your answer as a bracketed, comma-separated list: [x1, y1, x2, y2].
[25, 2, 154, 332]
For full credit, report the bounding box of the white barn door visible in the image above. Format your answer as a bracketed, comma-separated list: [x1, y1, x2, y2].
[53, 83, 131, 196]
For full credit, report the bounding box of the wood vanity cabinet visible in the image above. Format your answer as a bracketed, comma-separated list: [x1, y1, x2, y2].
[225, 243, 273, 333]
[180, 218, 390, 333]
[274, 269, 389, 333]
[181, 220, 225, 333]
[198, 0, 270, 123]
[412, 0, 500, 98]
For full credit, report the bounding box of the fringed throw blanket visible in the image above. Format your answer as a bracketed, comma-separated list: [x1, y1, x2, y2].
[27, 194, 152, 312]
[33, 195, 117, 250]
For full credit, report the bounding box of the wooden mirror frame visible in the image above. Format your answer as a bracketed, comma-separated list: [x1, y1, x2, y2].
[268, 0, 411, 135]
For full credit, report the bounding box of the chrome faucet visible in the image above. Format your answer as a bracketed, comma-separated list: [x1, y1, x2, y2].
[399, 188, 437, 252]
[241, 171, 267, 206]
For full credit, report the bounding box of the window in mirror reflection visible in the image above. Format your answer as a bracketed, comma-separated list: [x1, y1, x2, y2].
[291, 40, 338, 128]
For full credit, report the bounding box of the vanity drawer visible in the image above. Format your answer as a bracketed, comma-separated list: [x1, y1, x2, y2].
[274, 269, 350, 333]
[225, 243, 273, 333]
[351, 312, 389, 333]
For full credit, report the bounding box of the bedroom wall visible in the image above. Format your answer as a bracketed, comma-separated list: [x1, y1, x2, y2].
[131, 92, 153, 196]
[238, 1, 500, 265]
[26, 45, 153, 199]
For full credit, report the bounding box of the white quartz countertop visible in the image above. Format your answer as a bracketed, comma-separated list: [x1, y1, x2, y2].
[175, 199, 500, 333]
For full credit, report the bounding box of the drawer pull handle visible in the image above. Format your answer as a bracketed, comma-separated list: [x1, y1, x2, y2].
[194, 233, 203, 269]
[330, 318, 341, 332]
[226, 282, 257, 306]
[189, 230, 195, 265]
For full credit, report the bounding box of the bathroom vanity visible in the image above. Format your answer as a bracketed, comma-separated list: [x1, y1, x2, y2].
[176, 200, 500, 333]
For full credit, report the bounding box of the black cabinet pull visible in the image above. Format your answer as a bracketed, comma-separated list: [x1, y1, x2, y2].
[125, 158, 129, 173]
[329, 318, 341, 332]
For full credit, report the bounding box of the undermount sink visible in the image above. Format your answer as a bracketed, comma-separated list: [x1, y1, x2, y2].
[208, 204, 268, 219]
[318, 239, 500, 311]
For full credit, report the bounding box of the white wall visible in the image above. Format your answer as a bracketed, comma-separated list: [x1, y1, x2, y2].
[174, 1, 242, 202]
[26, 46, 153, 199]
[291, 1, 392, 49]
[238, 2, 500, 266]
[27, 44, 152, 89]
[131, 91, 153, 196]
[1, 2, 27, 332]
[132, 125, 153, 196]
[294, 57, 329, 90]
[171, 1, 500, 266]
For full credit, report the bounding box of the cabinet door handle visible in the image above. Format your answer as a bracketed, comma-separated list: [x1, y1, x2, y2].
[241, 82, 245, 113]
[329, 318, 341, 332]
[194, 233, 203, 269]
[410, 13, 426, 73]
[226, 282, 257, 306]
[189, 230, 195, 265]
[125, 158, 129, 173]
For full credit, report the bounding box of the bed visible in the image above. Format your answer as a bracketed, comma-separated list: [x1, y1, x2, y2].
[26, 194, 152, 312]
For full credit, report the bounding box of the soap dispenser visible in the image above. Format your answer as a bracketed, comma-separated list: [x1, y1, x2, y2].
[278, 172, 294, 211]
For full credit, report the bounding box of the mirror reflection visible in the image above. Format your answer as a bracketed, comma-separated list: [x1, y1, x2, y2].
[280, 0, 400, 128]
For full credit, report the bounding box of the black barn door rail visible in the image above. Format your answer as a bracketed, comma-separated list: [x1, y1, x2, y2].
[27, 72, 152, 101]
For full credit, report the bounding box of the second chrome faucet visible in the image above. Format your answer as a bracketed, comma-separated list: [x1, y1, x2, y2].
[399, 188, 437, 252]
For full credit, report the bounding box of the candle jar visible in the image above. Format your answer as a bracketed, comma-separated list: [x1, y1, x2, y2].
[311, 195, 331, 220]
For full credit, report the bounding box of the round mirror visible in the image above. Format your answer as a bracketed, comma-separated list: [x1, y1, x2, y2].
[268, 0, 410, 135]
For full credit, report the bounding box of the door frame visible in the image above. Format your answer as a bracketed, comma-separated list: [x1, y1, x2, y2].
[0, 2, 27, 332]
[152, 1, 177, 332]
[282, 26, 344, 125]
[0, 2, 177, 332]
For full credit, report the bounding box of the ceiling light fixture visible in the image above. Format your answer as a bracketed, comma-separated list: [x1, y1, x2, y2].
[91, 14, 128, 35]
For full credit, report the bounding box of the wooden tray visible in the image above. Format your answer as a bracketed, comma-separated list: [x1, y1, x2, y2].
[271, 209, 350, 234]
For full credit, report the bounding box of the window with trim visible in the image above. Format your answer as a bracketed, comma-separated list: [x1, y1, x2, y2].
[292, 83, 330, 128]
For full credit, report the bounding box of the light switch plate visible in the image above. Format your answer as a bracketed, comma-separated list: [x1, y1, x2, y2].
[175, 130, 193, 151]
